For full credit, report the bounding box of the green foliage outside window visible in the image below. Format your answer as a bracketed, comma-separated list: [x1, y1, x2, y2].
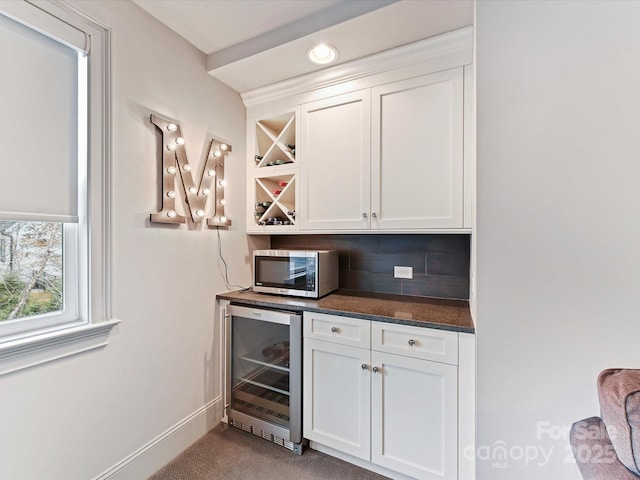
[0, 221, 63, 321]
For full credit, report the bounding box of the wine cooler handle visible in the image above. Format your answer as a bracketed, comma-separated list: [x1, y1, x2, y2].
[222, 306, 231, 414]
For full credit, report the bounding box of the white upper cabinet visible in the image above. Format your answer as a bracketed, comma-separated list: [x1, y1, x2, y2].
[300, 91, 371, 230]
[371, 68, 464, 229]
[300, 68, 464, 231]
[242, 27, 473, 234]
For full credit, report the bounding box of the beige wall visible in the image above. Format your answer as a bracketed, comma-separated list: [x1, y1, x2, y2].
[477, 1, 640, 478]
[0, 1, 250, 478]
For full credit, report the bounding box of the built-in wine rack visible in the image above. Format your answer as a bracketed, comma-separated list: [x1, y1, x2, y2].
[248, 110, 298, 232]
[255, 113, 295, 168]
[255, 174, 296, 226]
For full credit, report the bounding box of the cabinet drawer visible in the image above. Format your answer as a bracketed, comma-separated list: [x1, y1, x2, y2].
[372, 322, 458, 365]
[303, 312, 370, 348]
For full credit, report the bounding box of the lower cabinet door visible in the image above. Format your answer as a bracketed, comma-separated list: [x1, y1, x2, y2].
[371, 351, 458, 480]
[303, 338, 371, 460]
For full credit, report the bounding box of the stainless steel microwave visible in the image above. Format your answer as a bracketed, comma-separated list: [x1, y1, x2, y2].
[253, 249, 339, 298]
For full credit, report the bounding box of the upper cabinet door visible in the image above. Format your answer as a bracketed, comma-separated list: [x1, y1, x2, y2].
[371, 68, 464, 230]
[300, 90, 371, 230]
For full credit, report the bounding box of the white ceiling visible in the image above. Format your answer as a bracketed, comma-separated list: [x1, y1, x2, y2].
[133, 0, 473, 93]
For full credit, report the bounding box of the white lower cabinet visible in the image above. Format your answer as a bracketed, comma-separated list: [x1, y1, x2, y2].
[371, 350, 457, 479]
[303, 312, 461, 480]
[303, 338, 371, 460]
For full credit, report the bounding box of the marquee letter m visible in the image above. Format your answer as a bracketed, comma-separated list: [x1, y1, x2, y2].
[149, 114, 230, 226]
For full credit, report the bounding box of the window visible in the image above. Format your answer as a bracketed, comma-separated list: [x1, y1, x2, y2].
[0, 1, 117, 375]
[0, 221, 65, 320]
[0, 220, 79, 338]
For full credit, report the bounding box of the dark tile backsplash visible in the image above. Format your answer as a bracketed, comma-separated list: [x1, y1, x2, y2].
[270, 234, 470, 300]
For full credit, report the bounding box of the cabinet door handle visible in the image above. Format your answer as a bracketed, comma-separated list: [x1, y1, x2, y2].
[372, 366, 380, 373]
[331, 326, 339, 333]
[408, 339, 416, 347]
[372, 212, 377, 218]
[362, 212, 368, 219]
[361, 364, 369, 371]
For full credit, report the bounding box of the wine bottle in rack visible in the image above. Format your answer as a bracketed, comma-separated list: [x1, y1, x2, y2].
[278, 181, 288, 187]
[287, 210, 296, 218]
[285, 144, 295, 156]
[274, 159, 288, 165]
[272, 189, 282, 196]
[256, 201, 272, 208]
[255, 154, 263, 162]
[265, 216, 287, 226]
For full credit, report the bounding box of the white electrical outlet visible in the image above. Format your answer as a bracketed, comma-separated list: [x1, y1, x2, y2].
[394, 266, 413, 279]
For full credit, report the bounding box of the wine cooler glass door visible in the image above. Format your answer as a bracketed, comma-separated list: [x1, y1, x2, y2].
[227, 305, 302, 440]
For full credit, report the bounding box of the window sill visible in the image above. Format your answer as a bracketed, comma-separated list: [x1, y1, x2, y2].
[0, 319, 120, 376]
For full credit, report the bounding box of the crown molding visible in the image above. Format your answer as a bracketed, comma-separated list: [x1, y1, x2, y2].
[241, 26, 472, 108]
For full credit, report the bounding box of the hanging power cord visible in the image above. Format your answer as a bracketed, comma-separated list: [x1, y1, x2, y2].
[216, 227, 251, 292]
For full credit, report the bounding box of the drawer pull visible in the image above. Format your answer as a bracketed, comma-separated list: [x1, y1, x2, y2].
[372, 366, 380, 373]
[361, 364, 369, 371]
[408, 339, 416, 347]
[331, 326, 339, 333]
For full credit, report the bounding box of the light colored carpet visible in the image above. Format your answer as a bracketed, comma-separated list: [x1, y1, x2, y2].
[148, 423, 389, 480]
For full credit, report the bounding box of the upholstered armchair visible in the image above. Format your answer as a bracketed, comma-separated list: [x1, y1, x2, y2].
[570, 369, 640, 479]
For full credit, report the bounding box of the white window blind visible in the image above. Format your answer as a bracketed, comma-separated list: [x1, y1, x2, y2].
[0, 8, 81, 222]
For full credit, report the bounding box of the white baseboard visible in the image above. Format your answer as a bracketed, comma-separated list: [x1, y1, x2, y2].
[94, 397, 222, 480]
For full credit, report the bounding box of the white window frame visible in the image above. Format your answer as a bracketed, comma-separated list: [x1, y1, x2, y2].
[0, 1, 119, 376]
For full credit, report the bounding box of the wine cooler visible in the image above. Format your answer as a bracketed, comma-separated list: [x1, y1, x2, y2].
[224, 304, 304, 454]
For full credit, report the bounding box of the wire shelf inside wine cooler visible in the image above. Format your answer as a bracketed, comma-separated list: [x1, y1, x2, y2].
[232, 381, 290, 426]
[238, 337, 291, 372]
[237, 368, 289, 395]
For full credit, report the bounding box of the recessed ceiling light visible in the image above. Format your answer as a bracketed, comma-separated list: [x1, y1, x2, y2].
[307, 44, 338, 65]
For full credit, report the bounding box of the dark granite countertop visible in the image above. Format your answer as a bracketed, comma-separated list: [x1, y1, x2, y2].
[216, 289, 475, 334]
